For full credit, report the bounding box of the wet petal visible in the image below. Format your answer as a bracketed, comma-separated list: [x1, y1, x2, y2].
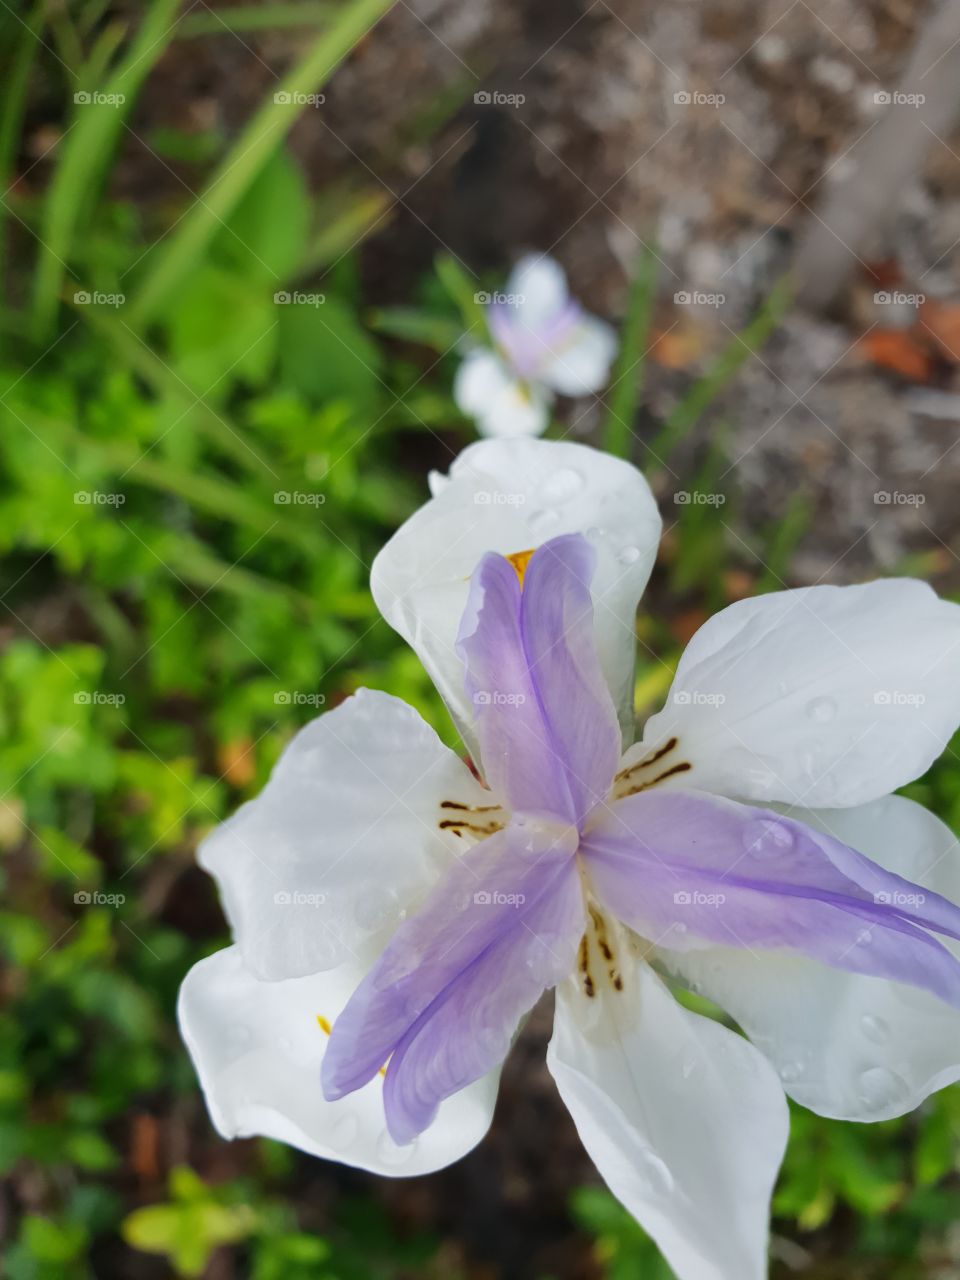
[199, 689, 492, 980]
[322, 821, 583, 1144]
[638, 579, 960, 808]
[660, 794, 960, 1121]
[371, 439, 661, 759]
[581, 788, 960, 1008]
[179, 947, 498, 1175]
[549, 950, 787, 1280]
[457, 533, 621, 826]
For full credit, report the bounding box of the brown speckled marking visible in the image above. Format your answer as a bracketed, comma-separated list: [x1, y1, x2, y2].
[579, 906, 624, 998]
[439, 799, 506, 840]
[616, 760, 692, 799]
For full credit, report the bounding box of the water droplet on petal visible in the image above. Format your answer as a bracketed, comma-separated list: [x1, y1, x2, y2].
[742, 817, 795, 857]
[618, 545, 641, 565]
[806, 696, 837, 723]
[529, 508, 561, 536]
[779, 1061, 805, 1083]
[540, 467, 583, 504]
[377, 1131, 419, 1166]
[672, 922, 688, 935]
[860, 1014, 889, 1045]
[586, 526, 605, 541]
[327, 1112, 360, 1151]
[857, 1066, 909, 1113]
[681, 1057, 697, 1080]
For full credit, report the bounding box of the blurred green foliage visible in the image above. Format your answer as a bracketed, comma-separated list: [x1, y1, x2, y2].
[2, 3, 960, 1279]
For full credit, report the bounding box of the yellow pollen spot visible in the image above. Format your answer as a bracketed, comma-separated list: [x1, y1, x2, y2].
[506, 547, 536, 585]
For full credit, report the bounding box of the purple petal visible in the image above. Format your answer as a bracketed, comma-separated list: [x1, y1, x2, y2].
[322, 821, 583, 1144]
[457, 533, 621, 828]
[580, 789, 960, 1009]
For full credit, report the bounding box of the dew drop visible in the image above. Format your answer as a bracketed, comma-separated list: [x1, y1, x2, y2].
[779, 1061, 804, 1083]
[857, 1066, 909, 1112]
[860, 1014, 889, 1045]
[540, 467, 583, 504]
[618, 545, 642, 566]
[327, 1112, 360, 1151]
[529, 508, 561, 536]
[806, 696, 837, 723]
[742, 817, 795, 857]
[586, 526, 605, 541]
[681, 1057, 697, 1081]
[377, 1131, 419, 1166]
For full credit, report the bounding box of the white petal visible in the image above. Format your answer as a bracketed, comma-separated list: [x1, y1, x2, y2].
[371, 439, 662, 756]
[179, 946, 498, 1174]
[507, 253, 569, 329]
[454, 349, 550, 439]
[548, 953, 787, 1280]
[659, 793, 960, 1122]
[200, 688, 492, 981]
[538, 314, 617, 396]
[638, 579, 960, 807]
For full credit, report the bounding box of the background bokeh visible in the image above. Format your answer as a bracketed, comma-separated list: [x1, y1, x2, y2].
[4, 1, 960, 1276]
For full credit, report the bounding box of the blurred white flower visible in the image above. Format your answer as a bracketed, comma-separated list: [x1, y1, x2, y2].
[454, 255, 616, 438]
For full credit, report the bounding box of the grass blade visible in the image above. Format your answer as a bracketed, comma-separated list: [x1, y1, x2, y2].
[602, 243, 659, 458]
[30, 0, 184, 338]
[129, 0, 395, 325]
